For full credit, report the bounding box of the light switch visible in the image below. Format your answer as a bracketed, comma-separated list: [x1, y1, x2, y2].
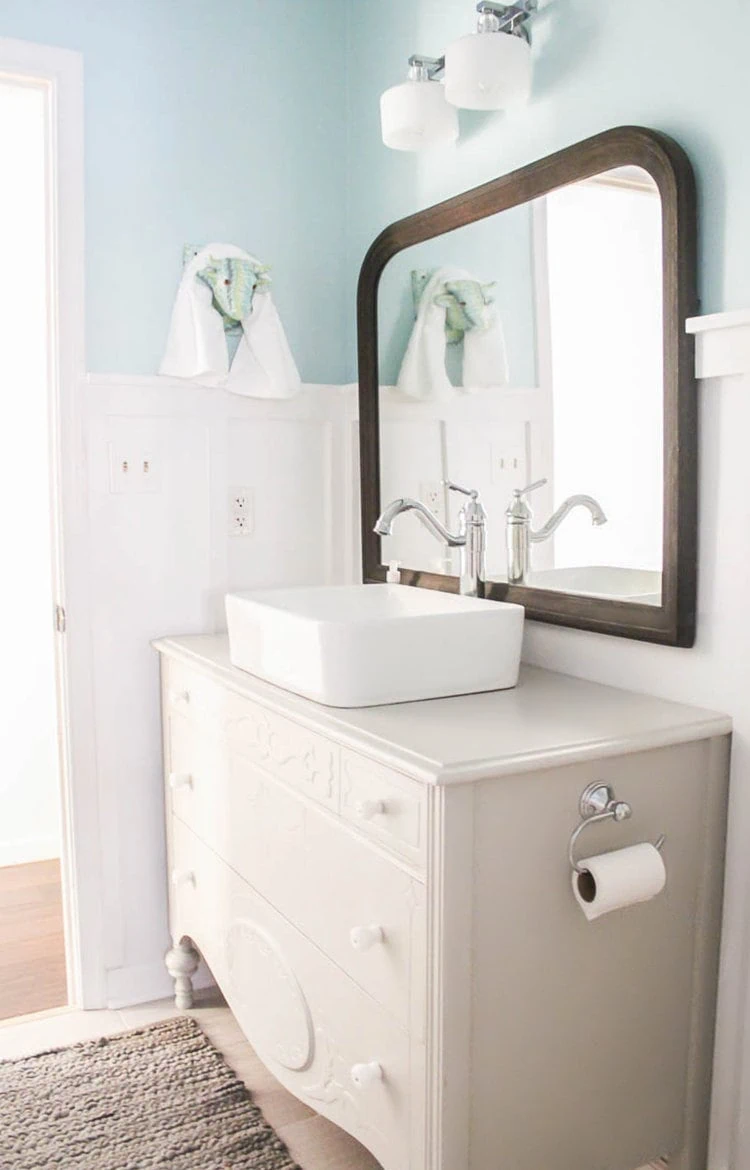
[491, 424, 528, 485]
[108, 442, 161, 494]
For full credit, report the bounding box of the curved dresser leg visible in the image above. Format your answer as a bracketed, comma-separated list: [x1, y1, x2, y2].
[165, 937, 200, 1009]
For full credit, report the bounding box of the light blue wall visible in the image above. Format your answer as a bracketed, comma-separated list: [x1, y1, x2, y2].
[343, 0, 750, 379]
[0, 0, 348, 380]
[6, 1, 749, 382]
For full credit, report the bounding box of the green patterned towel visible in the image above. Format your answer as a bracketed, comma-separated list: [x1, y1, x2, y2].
[183, 245, 271, 332]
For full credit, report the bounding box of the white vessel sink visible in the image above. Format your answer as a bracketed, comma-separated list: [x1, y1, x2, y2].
[526, 565, 662, 605]
[225, 584, 524, 708]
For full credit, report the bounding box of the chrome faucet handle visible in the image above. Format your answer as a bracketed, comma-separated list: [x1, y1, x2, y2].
[515, 478, 547, 498]
[445, 480, 486, 525]
[506, 477, 547, 524]
[444, 480, 479, 500]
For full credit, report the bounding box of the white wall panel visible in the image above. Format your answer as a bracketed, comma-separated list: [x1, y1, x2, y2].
[81, 377, 346, 1003]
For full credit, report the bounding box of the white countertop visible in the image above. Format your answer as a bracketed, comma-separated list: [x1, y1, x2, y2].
[154, 635, 732, 785]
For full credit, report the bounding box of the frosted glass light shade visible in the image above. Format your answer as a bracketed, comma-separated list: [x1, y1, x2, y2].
[444, 30, 532, 110]
[380, 79, 459, 151]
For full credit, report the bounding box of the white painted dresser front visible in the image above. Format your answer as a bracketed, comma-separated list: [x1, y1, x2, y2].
[155, 634, 731, 1170]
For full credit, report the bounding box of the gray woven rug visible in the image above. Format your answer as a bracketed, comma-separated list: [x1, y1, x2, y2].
[0, 1015, 301, 1169]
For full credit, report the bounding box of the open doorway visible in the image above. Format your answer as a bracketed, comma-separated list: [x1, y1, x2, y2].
[0, 72, 66, 1021]
[0, 53, 82, 1021]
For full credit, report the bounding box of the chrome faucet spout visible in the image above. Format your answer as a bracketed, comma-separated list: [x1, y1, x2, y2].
[530, 494, 607, 544]
[374, 484, 487, 597]
[373, 497, 463, 546]
[504, 482, 607, 586]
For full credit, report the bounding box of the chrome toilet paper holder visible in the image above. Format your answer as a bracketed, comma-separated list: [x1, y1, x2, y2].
[569, 782, 666, 874]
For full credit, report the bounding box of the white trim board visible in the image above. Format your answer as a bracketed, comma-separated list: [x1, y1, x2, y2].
[686, 309, 750, 380]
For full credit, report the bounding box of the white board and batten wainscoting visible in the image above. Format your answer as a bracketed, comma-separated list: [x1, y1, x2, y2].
[81, 374, 356, 1008]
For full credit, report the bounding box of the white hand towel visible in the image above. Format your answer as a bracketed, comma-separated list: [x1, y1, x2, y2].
[228, 287, 302, 400]
[463, 300, 509, 390]
[396, 265, 508, 400]
[397, 267, 463, 401]
[159, 242, 301, 398]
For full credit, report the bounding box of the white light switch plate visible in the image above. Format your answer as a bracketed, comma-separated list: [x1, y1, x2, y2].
[108, 442, 161, 494]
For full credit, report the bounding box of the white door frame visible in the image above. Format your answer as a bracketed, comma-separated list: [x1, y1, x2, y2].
[0, 36, 106, 1008]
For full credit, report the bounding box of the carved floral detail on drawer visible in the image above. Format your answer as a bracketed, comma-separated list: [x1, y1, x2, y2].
[302, 1021, 389, 1150]
[225, 919, 315, 1072]
[223, 706, 339, 807]
[303, 1025, 357, 1111]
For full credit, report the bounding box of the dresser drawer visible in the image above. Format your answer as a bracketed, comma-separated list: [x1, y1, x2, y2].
[164, 658, 339, 812]
[167, 716, 426, 1035]
[340, 748, 427, 869]
[170, 818, 424, 1170]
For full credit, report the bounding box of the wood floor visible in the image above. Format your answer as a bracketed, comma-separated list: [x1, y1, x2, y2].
[0, 859, 67, 1021]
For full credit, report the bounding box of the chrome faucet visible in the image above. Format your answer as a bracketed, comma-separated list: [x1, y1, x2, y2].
[374, 481, 487, 597]
[505, 478, 607, 585]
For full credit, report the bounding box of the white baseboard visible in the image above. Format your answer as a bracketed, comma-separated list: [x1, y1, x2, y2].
[0, 836, 61, 868]
[105, 957, 214, 1010]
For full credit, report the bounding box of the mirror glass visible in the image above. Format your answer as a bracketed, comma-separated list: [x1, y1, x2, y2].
[377, 166, 663, 606]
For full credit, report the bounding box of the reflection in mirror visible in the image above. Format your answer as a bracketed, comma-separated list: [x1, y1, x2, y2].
[377, 166, 663, 606]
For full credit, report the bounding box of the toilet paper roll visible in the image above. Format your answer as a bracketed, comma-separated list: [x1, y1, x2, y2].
[572, 842, 666, 921]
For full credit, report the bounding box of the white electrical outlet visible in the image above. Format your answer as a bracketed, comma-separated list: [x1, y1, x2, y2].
[108, 443, 160, 494]
[229, 487, 254, 536]
[419, 480, 446, 522]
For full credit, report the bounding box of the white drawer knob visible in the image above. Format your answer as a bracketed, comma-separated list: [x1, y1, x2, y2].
[355, 799, 386, 820]
[171, 868, 196, 888]
[349, 924, 384, 952]
[170, 689, 191, 706]
[168, 772, 193, 790]
[351, 1061, 383, 1089]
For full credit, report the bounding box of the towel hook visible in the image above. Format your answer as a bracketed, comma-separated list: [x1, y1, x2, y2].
[568, 782, 665, 874]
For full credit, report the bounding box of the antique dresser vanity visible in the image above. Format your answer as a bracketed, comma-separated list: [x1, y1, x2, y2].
[157, 633, 729, 1170]
[157, 124, 720, 1170]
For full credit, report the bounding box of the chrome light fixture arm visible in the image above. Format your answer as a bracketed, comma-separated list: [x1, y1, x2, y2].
[477, 1, 538, 41]
[408, 54, 446, 81]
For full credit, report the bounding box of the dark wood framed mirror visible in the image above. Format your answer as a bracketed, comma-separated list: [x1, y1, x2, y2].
[357, 126, 697, 645]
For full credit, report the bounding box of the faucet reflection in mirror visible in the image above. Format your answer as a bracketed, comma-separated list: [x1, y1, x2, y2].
[505, 478, 608, 586]
[375, 481, 487, 596]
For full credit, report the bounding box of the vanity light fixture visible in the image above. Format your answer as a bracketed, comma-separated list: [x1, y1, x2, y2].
[445, 0, 536, 111]
[381, 1, 537, 151]
[380, 55, 459, 151]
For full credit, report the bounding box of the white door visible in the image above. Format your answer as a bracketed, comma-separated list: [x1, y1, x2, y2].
[0, 80, 62, 874]
[0, 37, 105, 1009]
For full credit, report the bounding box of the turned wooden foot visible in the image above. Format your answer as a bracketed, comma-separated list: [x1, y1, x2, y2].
[165, 937, 200, 1009]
